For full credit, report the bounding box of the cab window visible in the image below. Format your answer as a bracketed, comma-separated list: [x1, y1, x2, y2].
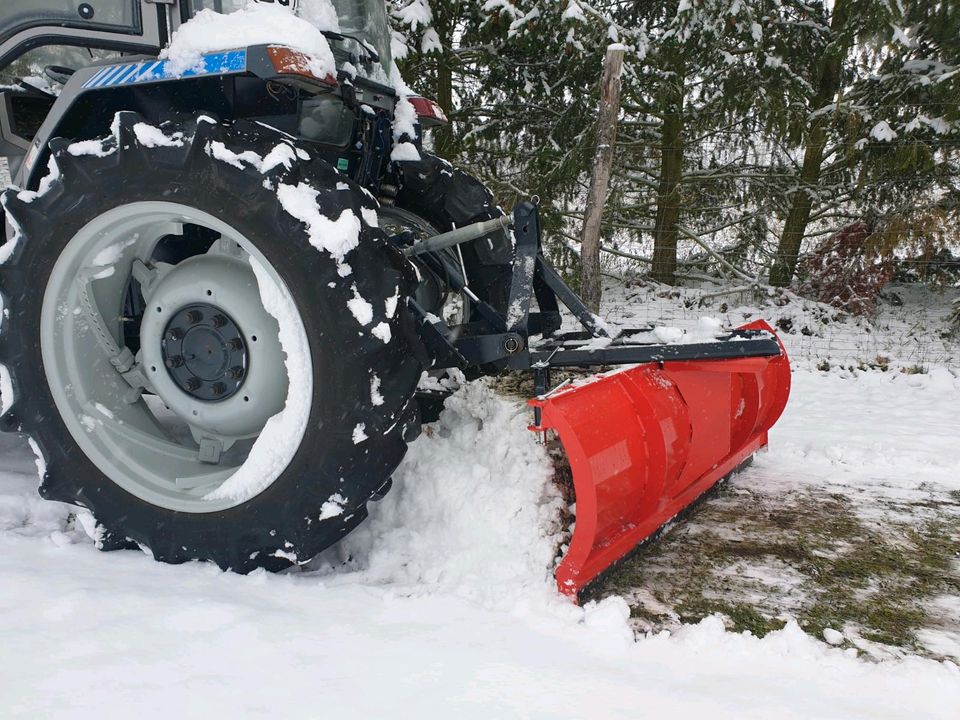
[0, 1, 139, 45]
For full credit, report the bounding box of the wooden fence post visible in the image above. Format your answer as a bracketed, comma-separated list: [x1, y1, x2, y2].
[580, 44, 625, 313]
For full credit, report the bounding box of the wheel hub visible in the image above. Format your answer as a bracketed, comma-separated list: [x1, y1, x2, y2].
[162, 304, 247, 401]
[139, 252, 289, 440]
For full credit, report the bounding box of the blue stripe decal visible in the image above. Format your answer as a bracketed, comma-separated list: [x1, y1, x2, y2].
[82, 50, 248, 89]
[106, 64, 140, 87]
[85, 66, 112, 85]
[95, 65, 126, 86]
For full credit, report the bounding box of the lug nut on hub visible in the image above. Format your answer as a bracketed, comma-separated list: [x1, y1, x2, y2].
[185, 377, 202, 392]
[186, 310, 203, 325]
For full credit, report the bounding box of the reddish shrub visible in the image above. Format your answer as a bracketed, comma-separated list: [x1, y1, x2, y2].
[798, 221, 894, 315]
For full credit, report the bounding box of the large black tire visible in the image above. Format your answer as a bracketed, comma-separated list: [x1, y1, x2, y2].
[396, 152, 514, 314]
[0, 112, 424, 571]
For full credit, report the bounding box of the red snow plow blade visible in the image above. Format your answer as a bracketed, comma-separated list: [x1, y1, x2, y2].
[529, 320, 791, 600]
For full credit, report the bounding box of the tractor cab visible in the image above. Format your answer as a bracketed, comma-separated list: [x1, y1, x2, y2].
[0, 1, 424, 187]
[0, 1, 159, 69]
[0, 1, 394, 68]
[0, 0, 157, 161]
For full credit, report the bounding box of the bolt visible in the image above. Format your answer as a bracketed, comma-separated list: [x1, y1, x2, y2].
[186, 310, 203, 324]
[229, 337, 244, 351]
[169, 327, 184, 340]
[164, 355, 185, 369]
[504, 336, 523, 354]
[211, 382, 226, 397]
[227, 365, 244, 380]
[186, 377, 202, 392]
[212, 314, 228, 328]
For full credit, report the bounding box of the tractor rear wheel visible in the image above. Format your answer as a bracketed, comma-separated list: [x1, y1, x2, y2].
[0, 112, 423, 570]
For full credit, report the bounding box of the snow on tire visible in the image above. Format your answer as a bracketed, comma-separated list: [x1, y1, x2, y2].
[0, 111, 424, 571]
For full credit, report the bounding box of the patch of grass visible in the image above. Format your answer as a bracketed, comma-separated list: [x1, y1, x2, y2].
[703, 537, 817, 566]
[677, 599, 787, 638]
[487, 371, 537, 399]
[802, 518, 960, 649]
[593, 484, 960, 658]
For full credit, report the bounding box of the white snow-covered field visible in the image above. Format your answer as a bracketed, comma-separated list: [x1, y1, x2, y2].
[2, 355, 960, 717]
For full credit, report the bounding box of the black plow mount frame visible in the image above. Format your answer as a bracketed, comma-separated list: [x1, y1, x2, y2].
[395, 201, 781, 394]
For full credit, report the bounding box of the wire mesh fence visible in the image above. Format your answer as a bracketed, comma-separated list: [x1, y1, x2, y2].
[596, 280, 960, 369]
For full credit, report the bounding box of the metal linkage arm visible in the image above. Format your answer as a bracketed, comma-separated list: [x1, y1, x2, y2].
[534, 257, 609, 339]
[403, 215, 512, 257]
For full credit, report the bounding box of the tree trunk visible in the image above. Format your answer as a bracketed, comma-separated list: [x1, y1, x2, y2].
[580, 46, 625, 313]
[769, 125, 828, 286]
[433, 50, 455, 158]
[651, 101, 684, 284]
[429, 7, 456, 159]
[769, 0, 851, 287]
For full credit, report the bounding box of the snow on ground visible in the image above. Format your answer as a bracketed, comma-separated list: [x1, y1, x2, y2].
[599, 368, 960, 662]
[1, 377, 959, 714]
[1, 375, 959, 718]
[1, 279, 959, 716]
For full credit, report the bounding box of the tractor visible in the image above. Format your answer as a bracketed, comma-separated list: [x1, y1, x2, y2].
[0, 0, 790, 598]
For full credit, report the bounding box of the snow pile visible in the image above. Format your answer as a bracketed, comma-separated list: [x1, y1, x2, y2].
[387, 64, 422, 162]
[325, 381, 565, 607]
[371, 322, 391, 343]
[346, 284, 374, 325]
[0, 156, 59, 264]
[870, 120, 898, 142]
[766, 367, 960, 485]
[390, 93, 421, 162]
[161, 2, 336, 79]
[67, 138, 115, 158]
[390, 141, 422, 162]
[203, 137, 298, 176]
[650, 315, 724, 343]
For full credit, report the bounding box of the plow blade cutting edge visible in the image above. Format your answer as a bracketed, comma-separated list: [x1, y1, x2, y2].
[529, 320, 791, 600]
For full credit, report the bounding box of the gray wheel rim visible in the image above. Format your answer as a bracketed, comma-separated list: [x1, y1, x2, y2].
[40, 201, 312, 513]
